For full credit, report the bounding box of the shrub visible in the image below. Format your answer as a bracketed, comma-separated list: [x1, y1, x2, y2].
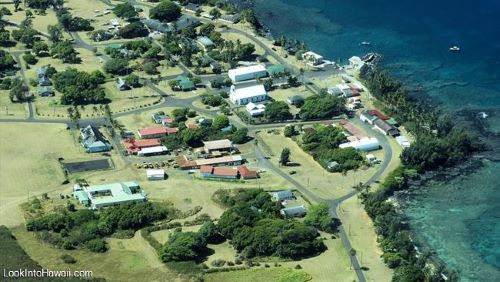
[85, 238, 107, 253]
[211, 259, 226, 267]
[60, 254, 76, 264]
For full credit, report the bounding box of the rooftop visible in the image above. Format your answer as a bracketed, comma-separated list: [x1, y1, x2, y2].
[231, 84, 267, 99]
[139, 127, 168, 136]
[228, 64, 266, 77]
[203, 139, 233, 151]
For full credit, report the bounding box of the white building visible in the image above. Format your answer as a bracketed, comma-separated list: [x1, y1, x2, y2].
[302, 51, 324, 66]
[339, 137, 380, 152]
[230, 84, 268, 105]
[349, 56, 365, 70]
[228, 65, 267, 82]
[245, 102, 266, 116]
[395, 136, 411, 148]
[146, 169, 165, 180]
[138, 146, 168, 156]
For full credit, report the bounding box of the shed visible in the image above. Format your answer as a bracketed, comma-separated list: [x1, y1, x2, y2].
[280, 205, 306, 218]
[146, 169, 165, 180]
[339, 137, 380, 152]
[37, 86, 54, 97]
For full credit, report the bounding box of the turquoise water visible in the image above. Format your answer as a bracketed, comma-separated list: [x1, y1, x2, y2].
[253, 0, 500, 280]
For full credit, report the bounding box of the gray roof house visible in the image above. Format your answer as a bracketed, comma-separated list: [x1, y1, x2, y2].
[38, 76, 51, 86]
[271, 190, 294, 202]
[174, 15, 201, 30]
[80, 125, 112, 153]
[280, 205, 306, 218]
[196, 36, 215, 51]
[36, 66, 48, 78]
[143, 18, 172, 33]
[116, 77, 130, 91]
[185, 3, 201, 13]
[37, 86, 54, 97]
[220, 14, 241, 24]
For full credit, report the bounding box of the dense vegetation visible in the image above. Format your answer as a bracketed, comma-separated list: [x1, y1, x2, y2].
[264, 101, 292, 121]
[113, 3, 138, 19]
[149, 0, 182, 22]
[299, 94, 346, 120]
[119, 21, 149, 39]
[26, 201, 176, 253]
[361, 68, 478, 171]
[0, 49, 15, 70]
[52, 68, 107, 105]
[300, 124, 362, 172]
[56, 9, 93, 32]
[50, 40, 80, 63]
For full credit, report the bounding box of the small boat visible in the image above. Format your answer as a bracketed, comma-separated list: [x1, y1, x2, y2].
[360, 41, 371, 46]
[478, 112, 488, 119]
[449, 46, 460, 51]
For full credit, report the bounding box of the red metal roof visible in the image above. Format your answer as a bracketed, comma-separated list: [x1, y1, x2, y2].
[139, 127, 168, 136]
[123, 138, 161, 153]
[163, 117, 173, 123]
[213, 167, 238, 177]
[165, 127, 179, 134]
[186, 124, 199, 129]
[339, 119, 367, 140]
[200, 165, 213, 174]
[370, 110, 389, 120]
[237, 166, 258, 179]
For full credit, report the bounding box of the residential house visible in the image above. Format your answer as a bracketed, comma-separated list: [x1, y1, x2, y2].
[220, 14, 241, 24]
[327, 161, 340, 171]
[37, 86, 54, 97]
[119, 48, 137, 59]
[374, 119, 400, 137]
[327, 86, 343, 96]
[230, 84, 268, 105]
[116, 77, 130, 91]
[197, 118, 213, 127]
[146, 169, 165, 180]
[203, 139, 233, 154]
[271, 190, 294, 202]
[174, 15, 201, 30]
[151, 112, 166, 124]
[38, 76, 51, 86]
[287, 95, 304, 106]
[143, 18, 172, 33]
[370, 109, 389, 120]
[302, 51, 323, 66]
[228, 65, 268, 82]
[82, 181, 146, 210]
[133, 5, 143, 12]
[176, 154, 243, 169]
[36, 66, 48, 78]
[246, 102, 266, 117]
[175, 75, 195, 91]
[185, 3, 201, 13]
[280, 205, 306, 218]
[162, 116, 174, 127]
[196, 36, 215, 51]
[80, 125, 112, 153]
[359, 110, 379, 125]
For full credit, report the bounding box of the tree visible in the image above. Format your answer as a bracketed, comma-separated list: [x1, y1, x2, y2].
[160, 232, 207, 262]
[299, 95, 346, 120]
[230, 127, 248, 144]
[9, 77, 26, 102]
[304, 204, 336, 233]
[212, 115, 229, 130]
[103, 58, 129, 75]
[279, 148, 290, 166]
[50, 40, 80, 63]
[264, 101, 291, 121]
[119, 22, 148, 39]
[199, 23, 215, 36]
[149, 0, 181, 22]
[209, 8, 221, 19]
[47, 25, 62, 43]
[52, 68, 106, 105]
[22, 52, 37, 65]
[283, 125, 295, 137]
[124, 74, 141, 87]
[0, 50, 16, 70]
[32, 41, 49, 56]
[113, 3, 138, 19]
[198, 221, 224, 244]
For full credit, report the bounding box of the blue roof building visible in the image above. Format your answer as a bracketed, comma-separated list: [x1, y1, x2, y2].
[80, 125, 112, 153]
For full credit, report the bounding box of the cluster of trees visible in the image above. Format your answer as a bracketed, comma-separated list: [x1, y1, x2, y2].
[299, 94, 346, 120]
[8, 77, 27, 102]
[56, 9, 93, 32]
[52, 68, 107, 105]
[103, 58, 129, 75]
[113, 3, 138, 19]
[361, 68, 478, 171]
[300, 125, 362, 172]
[264, 101, 292, 121]
[149, 0, 181, 22]
[200, 93, 226, 107]
[160, 111, 248, 149]
[0, 49, 15, 70]
[50, 40, 80, 63]
[214, 189, 326, 259]
[119, 21, 149, 39]
[11, 18, 38, 47]
[26, 202, 175, 253]
[26, 0, 59, 10]
[360, 167, 456, 281]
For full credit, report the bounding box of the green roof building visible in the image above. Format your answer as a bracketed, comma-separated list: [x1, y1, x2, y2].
[266, 64, 286, 77]
[175, 75, 195, 91]
[74, 190, 90, 206]
[386, 117, 399, 127]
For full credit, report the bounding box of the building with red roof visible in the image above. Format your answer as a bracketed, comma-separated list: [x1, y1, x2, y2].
[339, 119, 367, 140]
[123, 138, 162, 154]
[237, 166, 258, 179]
[162, 117, 174, 127]
[199, 165, 238, 179]
[370, 110, 389, 120]
[138, 127, 178, 139]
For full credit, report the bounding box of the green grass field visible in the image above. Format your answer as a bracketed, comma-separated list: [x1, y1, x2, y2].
[205, 267, 312, 282]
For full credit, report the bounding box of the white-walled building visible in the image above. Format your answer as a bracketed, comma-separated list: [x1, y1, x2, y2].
[230, 84, 268, 105]
[146, 169, 165, 180]
[349, 56, 365, 70]
[228, 65, 267, 82]
[339, 137, 380, 152]
[302, 51, 324, 66]
[246, 102, 266, 116]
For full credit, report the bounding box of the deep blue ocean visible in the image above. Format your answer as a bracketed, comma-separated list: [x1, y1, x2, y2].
[253, 0, 500, 281]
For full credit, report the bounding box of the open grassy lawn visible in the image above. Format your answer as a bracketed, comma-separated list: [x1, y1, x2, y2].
[338, 197, 393, 282]
[64, 0, 115, 30]
[204, 267, 312, 282]
[267, 87, 314, 115]
[220, 31, 266, 58]
[256, 130, 379, 200]
[3, 5, 59, 34]
[0, 90, 28, 119]
[0, 123, 87, 227]
[10, 226, 183, 282]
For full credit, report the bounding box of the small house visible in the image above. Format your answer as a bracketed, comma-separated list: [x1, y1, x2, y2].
[152, 112, 166, 124]
[80, 125, 112, 153]
[220, 14, 241, 24]
[36, 66, 48, 78]
[287, 95, 304, 106]
[245, 102, 266, 117]
[374, 119, 400, 137]
[174, 15, 201, 30]
[395, 136, 411, 148]
[37, 86, 54, 97]
[302, 51, 323, 66]
[238, 166, 258, 179]
[359, 110, 378, 125]
[272, 190, 294, 202]
[116, 77, 130, 91]
[196, 36, 215, 51]
[280, 205, 306, 218]
[162, 116, 174, 127]
[175, 75, 195, 91]
[327, 161, 340, 171]
[146, 169, 165, 180]
[185, 3, 201, 13]
[138, 127, 169, 139]
[328, 87, 343, 96]
[143, 19, 172, 33]
[38, 76, 51, 86]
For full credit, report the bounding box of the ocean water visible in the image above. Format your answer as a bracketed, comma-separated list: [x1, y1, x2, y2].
[253, 0, 500, 280]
